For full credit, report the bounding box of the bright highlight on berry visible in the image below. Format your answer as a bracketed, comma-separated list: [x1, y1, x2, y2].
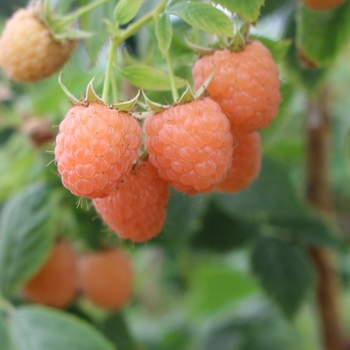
[78, 248, 133, 310]
[144, 98, 233, 194]
[55, 103, 142, 199]
[93, 159, 169, 242]
[192, 41, 281, 133]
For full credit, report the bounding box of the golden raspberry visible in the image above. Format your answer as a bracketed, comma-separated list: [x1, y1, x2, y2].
[93, 160, 169, 242]
[23, 240, 78, 308]
[144, 98, 233, 194]
[55, 103, 142, 199]
[217, 130, 261, 193]
[78, 248, 133, 310]
[192, 41, 281, 133]
[0, 8, 76, 82]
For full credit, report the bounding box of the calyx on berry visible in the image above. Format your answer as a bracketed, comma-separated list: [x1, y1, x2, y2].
[39, 0, 109, 42]
[58, 73, 140, 112]
[142, 67, 216, 112]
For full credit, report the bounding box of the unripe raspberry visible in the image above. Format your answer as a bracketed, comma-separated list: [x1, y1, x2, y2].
[143, 98, 233, 194]
[78, 248, 133, 310]
[55, 103, 142, 199]
[192, 41, 280, 133]
[300, 0, 346, 10]
[93, 160, 169, 242]
[23, 240, 78, 308]
[217, 130, 261, 193]
[0, 8, 76, 82]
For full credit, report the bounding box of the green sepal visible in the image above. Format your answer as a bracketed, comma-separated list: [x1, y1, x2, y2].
[228, 28, 248, 52]
[194, 66, 217, 99]
[53, 29, 93, 41]
[85, 78, 105, 104]
[184, 36, 215, 56]
[40, 0, 108, 42]
[110, 90, 141, 112]
[142, 90, 169, 112]
[58, 72, 82, 105]
[177, 83, 196, 105]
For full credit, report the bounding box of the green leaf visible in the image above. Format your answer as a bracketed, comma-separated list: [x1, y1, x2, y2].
[0, 128, 16, 146]
[114, 0, 144, 26]
[102, 312, 138, 350]
[251, 237, 315, 318]
[156, 13, 173, 56]
[296, 1, 350, 67]
[260, 0, 294, 18]
[11, 306, 114, 350]
[250, 35, 291, 62]
[269, 215, 339, 248]
[0, 313, 15, 350]
[213, 0, 265, 23]
[0, 183, 54, 297]
[190, 201, 258, 252]
[118, 64, 186, 91]
[187, 260, 257, 316]
[161, 189, 208, 246]
[170, 2, 234, 37]
[213, 158, 305, 220]
[283, 12, 327, 93]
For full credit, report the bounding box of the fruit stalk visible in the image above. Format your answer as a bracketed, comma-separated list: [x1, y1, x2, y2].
[306, 87, 343, 350]
[165, 51, 179, 102]
[102, 0, 168, 102]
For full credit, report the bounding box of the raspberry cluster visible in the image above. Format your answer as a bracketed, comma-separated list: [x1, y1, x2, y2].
[0, 5, 281, 244]
[53, 39, 280, 244]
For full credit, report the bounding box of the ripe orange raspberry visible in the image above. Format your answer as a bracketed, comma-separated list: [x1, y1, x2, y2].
[55, 103, 142, 199]
[300, 0, 346, 10]
[93, 159, 169, 242]
[217, 130, 261, 193]
[78, 248, 133, 310]
[143, 98, 233, 194]
[192, 41, 280, 133]
[23, 240, 78, 308]
[0, 8, 76, 82]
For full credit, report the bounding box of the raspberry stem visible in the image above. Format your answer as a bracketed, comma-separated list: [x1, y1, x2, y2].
[165, 51, 179, 102]
[102, 0, 168, 103]
[52, 0, 110, 29]
[112, 0, 168, 48]
[102, 39, 117, 103]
